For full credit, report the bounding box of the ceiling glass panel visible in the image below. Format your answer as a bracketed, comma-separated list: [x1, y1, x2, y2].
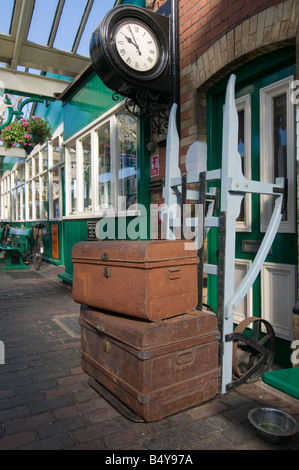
[76, 0, 115, 56]
[0, 0, 15, 35]
[27, 0, 59, 45]
[53, 0, 88, 52]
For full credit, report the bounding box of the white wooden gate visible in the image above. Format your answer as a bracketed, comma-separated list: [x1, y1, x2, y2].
[162, 74, 287, 393]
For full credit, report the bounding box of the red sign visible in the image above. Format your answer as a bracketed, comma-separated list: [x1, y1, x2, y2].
[150, 155, 159, 177]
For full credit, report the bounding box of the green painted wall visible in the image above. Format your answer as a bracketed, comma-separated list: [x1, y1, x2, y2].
[34, 99, 64, 133]
[0, 157, 19, 177]
[120, 0, 146, 6]
[63, 71, 116, 140]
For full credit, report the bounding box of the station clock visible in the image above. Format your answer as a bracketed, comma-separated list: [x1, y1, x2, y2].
[90, 5, 171, 98]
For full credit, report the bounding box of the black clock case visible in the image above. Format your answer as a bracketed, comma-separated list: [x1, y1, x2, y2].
[90, 5, 171, 98]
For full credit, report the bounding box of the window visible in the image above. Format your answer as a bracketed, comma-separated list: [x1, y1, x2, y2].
[11, 161, 25, 222]
[260, 76, 295, 233]
[82, 135, 92, 212]
[65, 108, 138, 217]
[25, 143, 49, 221]
[65, 144, 77, 215]
[1, 171, 11, 221]
[236, 95, 251, 232]
[97, 122, 111, 210]
[118, 113, 138, 209]
[48, 130, 64, 219]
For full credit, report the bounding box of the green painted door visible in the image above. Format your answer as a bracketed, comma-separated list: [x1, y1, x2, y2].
[207, 48, 297, 365]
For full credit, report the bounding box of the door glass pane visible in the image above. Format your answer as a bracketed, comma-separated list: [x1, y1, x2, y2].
[273, 94, 287, 178]
[41, 173, 48, 219]
[27, 158, 32, 179]
[82, 136, 92, 211]
[97, 123, 111, 210]
[273, 93, 287, 220]
[117, 114, 137, 209]
[41, 149, 48, 171]
[33, 156, 38, 175]
[16, 187, 21, 221]
[28, 182, 33, 220]
[21, 185, 25, 220]
[52, 138, 61, 166]
[237, 109, 245, 222]
[52, 167, 60, 218]
[12, 189, 16, 221]
[67, 146, 77, 215]
[34, 179, 40, 219]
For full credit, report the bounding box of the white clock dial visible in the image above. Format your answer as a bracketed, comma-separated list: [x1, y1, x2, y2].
[115, 21, 159, 72]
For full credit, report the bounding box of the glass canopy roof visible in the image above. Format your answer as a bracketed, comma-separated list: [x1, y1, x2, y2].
[0, 0, 117, 97]
[0, 0, 120, 77]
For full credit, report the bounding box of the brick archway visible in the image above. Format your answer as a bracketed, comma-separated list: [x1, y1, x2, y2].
[190, 0, 297, 89]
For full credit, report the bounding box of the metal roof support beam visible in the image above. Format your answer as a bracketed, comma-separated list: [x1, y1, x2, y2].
[0, 35, 90, 77]
[72, 0, 94, 53]
[48, 0, 66, 48]
[0, 68, 70, 98]
[10, 0, 35, 70]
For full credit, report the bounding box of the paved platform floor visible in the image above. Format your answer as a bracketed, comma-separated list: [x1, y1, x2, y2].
[0, 262, 299, 451]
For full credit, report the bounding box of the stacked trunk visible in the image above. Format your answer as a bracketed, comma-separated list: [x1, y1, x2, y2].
[72, 240, 220, 421]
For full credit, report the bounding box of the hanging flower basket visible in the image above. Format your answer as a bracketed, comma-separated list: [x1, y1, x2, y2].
[0, 116, 52, 153]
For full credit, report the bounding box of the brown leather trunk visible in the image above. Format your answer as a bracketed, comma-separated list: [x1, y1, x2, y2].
[80, 305, 220, 422]
[72, 240, 199, 321]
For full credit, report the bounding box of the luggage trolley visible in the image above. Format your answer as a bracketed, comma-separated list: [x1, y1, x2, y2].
[162, 74, 287, 394]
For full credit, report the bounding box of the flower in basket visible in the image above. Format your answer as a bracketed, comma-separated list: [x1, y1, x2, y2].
[1, 116, 52, 150]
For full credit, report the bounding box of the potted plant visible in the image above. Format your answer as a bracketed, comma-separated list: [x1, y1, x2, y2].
[1, 116, 52, 154]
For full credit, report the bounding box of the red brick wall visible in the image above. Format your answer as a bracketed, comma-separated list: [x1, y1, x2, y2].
[179, 0, 286, 66]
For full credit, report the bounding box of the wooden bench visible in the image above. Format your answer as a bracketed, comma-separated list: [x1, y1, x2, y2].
[0, 227, 32, 270]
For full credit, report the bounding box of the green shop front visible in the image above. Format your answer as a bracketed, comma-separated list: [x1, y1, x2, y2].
[0, 0, 151, 280]
[57, 63, 151, 283]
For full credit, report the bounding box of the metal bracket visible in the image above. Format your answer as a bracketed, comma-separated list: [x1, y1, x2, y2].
[0, 94, 44, 129]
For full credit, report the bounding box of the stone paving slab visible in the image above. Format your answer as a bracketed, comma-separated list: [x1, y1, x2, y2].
[0, 266, 299, 451]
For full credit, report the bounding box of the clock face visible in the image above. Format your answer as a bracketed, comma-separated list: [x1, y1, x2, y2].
[114, 21, 159, 73]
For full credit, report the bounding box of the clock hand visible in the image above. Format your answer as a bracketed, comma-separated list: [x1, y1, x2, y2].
[121, 33, 142, 55]
[128, 26, 142, 56]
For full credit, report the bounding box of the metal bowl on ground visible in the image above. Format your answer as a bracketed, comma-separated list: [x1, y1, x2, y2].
[248, 407, 299, 444]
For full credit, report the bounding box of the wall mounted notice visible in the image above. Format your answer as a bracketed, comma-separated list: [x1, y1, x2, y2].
[151, 155, 159, 177]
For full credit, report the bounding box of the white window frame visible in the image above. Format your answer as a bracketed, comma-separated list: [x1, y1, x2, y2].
[25, 142, 49, 222]
[11, 160, 25, 222]
[236, 94, 252, 232]
[260, 76, 295, 233]
[48, 124, 64, 220]
[1, 171, 11, 221]
[64, 105, 138, 219]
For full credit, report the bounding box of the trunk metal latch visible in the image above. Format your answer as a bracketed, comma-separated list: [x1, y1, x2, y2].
[103, 266, 111, 278]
